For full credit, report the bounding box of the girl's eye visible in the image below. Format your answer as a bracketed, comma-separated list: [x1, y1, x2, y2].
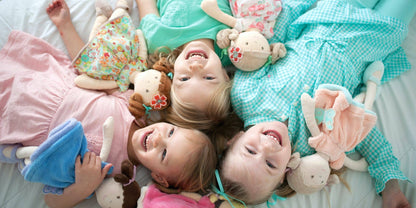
[246, 147, 256, 155]
[179, 77, 189, 81]
[162, 149, 167, 161]
[266, 160, 276, 169]
[168, 128, 174, 137]
[204, 76, 214, 80]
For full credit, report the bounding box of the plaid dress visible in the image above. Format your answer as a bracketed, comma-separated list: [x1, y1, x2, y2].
[231, 0, 411, 194]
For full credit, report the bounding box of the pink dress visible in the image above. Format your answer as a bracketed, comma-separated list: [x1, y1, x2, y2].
[307, 85, 377, 170]
[0, 31, 134, 175]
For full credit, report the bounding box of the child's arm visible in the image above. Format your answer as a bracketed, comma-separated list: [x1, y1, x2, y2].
[46, 0, 85, 60]
[381, 179, 411, 208]
[136, 0, 159, 20]
[44, 152, 112, 208]
[354, 128, 410, 207]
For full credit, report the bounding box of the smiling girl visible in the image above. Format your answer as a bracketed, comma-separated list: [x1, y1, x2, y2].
[0, 1, 217, 207]
[134, 0, 233, 131]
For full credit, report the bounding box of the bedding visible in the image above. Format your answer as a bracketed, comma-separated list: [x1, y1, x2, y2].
[0, 0, 415, 207]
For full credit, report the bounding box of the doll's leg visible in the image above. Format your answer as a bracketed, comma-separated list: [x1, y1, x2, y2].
[374, 0, 416, 24]
[89, 0, 113, 41]
[109, 0, 133, 20]
[15, 146, 38, 166]
[362, 61, 384, 110]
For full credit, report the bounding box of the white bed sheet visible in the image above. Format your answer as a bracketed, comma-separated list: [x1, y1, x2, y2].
[0, 0, 415, 207]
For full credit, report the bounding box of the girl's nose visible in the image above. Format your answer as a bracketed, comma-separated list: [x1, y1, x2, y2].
[152, 132, 163, 147]
[189, 62, 203, 71]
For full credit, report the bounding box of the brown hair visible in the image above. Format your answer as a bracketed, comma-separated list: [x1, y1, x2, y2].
[155, 130, 217, 194]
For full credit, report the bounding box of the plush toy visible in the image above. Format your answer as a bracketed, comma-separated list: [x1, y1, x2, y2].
[201, 0, 286, 71]
[72, 0, 173, 120]
[286, 61, 385, 194]
[127, 57, 173, 123]
[96, 159, 141, 208]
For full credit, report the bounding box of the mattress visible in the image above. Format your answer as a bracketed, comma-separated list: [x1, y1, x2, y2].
[0, 0, 415, 207]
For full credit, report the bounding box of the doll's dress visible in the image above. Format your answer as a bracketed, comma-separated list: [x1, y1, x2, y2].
[307, 84, 377, 170]
[230, 0, 282, 38]
[73, 15, 147, 92]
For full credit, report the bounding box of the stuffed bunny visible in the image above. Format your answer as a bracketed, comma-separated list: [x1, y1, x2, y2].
[201, 0, 286, 71]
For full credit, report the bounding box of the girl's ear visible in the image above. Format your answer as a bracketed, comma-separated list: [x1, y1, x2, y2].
[151, 172, 169, 188]
[227, 131, 244, 146]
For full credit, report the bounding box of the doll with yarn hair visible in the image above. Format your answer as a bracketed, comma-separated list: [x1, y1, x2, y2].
[286, 61, 384, 194]
[73, 0, 173, 120]
[201, 0, 287, 71]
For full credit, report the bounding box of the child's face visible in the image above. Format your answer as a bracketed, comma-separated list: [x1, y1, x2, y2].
[130, 122, 204, 182]
[222, 121, 291, 203]
[173, 40, 229, 112]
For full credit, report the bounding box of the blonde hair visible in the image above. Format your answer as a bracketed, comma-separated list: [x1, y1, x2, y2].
[155, 130, 217, 193]
[148, 47, 232, 131]
[166, 81, 232, 131]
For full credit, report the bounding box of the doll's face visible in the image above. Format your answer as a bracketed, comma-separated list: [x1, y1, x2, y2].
[130, 122, 207, 182]
[222, 121, 291, 203]
[173, 40, 229, 112]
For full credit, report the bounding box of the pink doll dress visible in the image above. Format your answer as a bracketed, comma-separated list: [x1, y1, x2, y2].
[307, 84, 377, 170]
[230, 0, 282, 38]
[73, 15, 147, 92]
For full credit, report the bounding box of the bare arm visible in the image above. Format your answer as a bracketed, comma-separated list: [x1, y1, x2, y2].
[381, 179, 411, 208]
[136, 0, 159, 20]
[46, 0, 85, 60]
[44, 152, 112, 208]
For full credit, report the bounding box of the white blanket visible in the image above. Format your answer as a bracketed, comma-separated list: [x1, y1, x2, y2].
[0, 0, 415, 207]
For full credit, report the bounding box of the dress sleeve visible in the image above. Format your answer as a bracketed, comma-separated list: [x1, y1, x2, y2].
[269, 0, 318, 43]
[354, 127, 410, 194]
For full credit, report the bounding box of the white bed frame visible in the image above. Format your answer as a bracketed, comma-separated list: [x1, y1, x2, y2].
[0, 0, 415, 207]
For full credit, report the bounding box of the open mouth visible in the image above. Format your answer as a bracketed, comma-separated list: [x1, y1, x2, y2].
[185, 50, 208, 60]
[263, 130, 282, 145]
[142, 131, 153, 151]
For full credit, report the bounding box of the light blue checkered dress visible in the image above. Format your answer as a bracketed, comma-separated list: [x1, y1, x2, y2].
[231, 0, 411, 193]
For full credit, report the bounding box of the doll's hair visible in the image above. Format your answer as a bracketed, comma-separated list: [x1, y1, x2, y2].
[155, 130, 217, 194]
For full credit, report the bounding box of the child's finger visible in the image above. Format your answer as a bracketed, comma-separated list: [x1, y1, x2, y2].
[101, 163, 113, 178]
[75, 155, 81, 169]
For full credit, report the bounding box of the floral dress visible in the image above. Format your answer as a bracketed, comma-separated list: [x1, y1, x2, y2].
[73, 16, 147, 92]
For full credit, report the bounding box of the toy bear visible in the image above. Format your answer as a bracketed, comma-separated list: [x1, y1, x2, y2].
[201, 0, 286, 71]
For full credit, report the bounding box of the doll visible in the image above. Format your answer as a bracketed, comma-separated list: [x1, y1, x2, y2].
[286, 61, 385, 194]
[73, 0, 173, 119]
[201, 0, 286, 71]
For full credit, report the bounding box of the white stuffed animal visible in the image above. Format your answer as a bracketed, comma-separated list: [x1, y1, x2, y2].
[201, 0, 286, 71]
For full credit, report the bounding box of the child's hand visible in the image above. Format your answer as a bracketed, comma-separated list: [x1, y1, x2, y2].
[74, 152, 112, 197]
[381, 179, 410, 208]
[46, 0, 71, 29]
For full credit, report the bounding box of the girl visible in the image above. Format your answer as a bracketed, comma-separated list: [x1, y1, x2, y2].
[0, 1, 217, 208]
[134, 0, 234, 131]
[218, 0, 416, 207]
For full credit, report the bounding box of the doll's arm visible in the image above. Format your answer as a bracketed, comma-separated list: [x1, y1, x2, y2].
[74, 74, 118, 90]
[136, 0, 159, 20]
[201, 0, 237, 28]
[44, 152, 112, 208]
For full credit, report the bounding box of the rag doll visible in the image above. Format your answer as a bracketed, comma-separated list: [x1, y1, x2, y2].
[201, 0, 286, 71]
[73, 0, 173, 120]
[286, 61, 384, 194]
